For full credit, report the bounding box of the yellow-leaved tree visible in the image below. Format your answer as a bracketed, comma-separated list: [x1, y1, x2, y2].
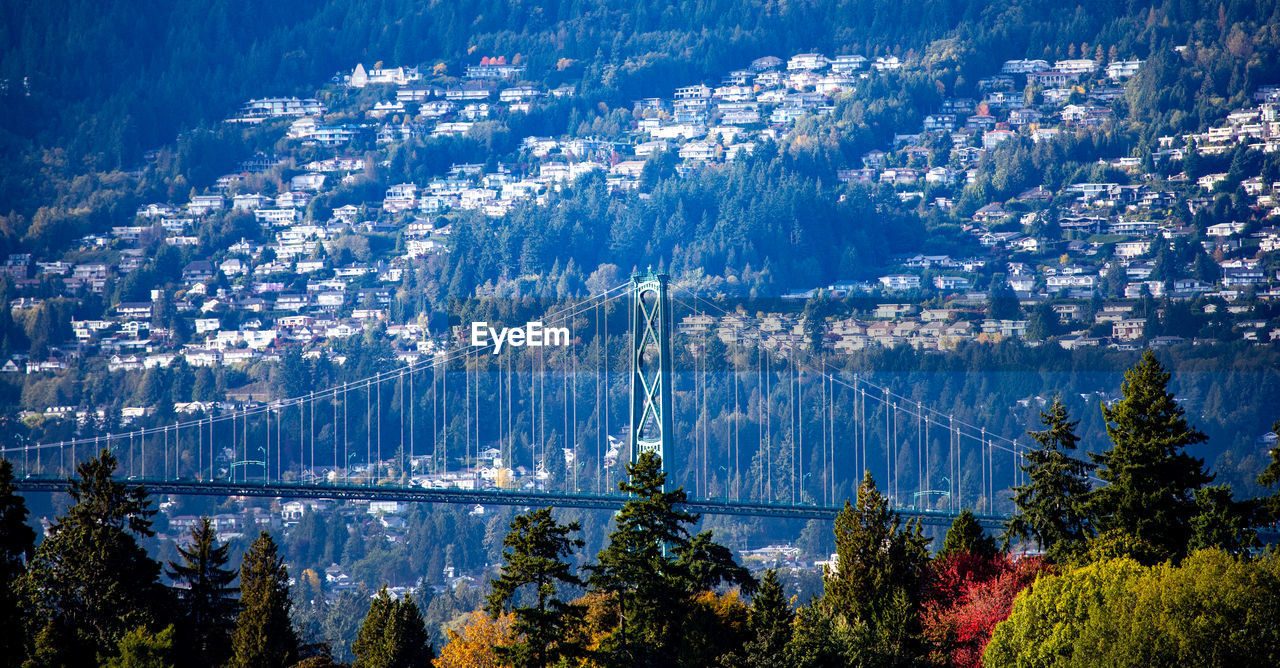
[436, 611, 516, 668]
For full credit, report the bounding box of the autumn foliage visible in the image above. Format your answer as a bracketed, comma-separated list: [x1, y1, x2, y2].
[922, 554, 1052, 668]
[435, 611, 516, 668]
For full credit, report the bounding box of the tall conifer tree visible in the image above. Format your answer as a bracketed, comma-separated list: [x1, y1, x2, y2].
[167, 516, 238, 667]
[231, 531, 297, 667]
[1088, 351, 1212, 563]
[940, 509, 998, 561]
[822, 471, 931, 664]
[734, 569, 793, 668]
[1003, 397, 1094, 560]
[0, 459, 35, 665]
[587, 452, 753, 666]
[485, 507, 585, 668]
[352, 585, 434, 668]
[20, 448, 167, 663]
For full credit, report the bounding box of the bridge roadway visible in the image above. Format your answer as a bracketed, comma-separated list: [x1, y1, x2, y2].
[14, 477, 1004, 528]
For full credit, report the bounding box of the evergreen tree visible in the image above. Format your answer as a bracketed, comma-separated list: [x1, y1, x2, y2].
[986, 275, 1021, 320]
[20, 448, 168, 663]
[1025, 302, 1059, 341]
[822, 471, 932, 665]
[939, 510, 998, 561]
[1188, 484, 1263, 554]
[676, 530, 757, 596]
[484, 507, 585, 668]
[728, 569, 793, 668]
[166, 516, 239, 667]
[231, 531, 298, 668]
[801, 290, 833, 352]
[0, 458, 35, 666]
[1003, 397, 1094, 561]
[0, 459, 32, 581]
[588, 451, 697, 665]
[351, 586, 434, 668]
[1087, 351, 1213, 564]
[587, 452, 753, 667]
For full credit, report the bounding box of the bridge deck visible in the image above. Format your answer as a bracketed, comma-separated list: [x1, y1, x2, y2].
[14, 477, 1005, 527]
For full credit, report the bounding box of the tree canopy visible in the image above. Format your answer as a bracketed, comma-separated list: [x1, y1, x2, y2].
[166, 516, 239, 667]
[985, 550, 1280, 667]
[351, 585, 435, 668]
[19, 448, 168, 663]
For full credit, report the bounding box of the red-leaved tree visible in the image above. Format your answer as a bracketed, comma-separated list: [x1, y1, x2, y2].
[922, 554, 1052, 667]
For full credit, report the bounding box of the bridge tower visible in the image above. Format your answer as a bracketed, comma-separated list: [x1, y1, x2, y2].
[628, 270, 675, 474]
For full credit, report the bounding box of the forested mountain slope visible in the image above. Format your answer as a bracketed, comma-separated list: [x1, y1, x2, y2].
[3, 0, 1277, 206]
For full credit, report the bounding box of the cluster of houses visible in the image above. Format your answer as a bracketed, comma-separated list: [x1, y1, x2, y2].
[816, 53, 1280, 345]
[6, 49, 1280, 405]
[837, 55, 1153, 193]
[680, 282, 1280, 354]
[215, 52, 922, 222]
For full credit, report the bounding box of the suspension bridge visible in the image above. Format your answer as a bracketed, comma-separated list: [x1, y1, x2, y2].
[5, 271, 1031, 527]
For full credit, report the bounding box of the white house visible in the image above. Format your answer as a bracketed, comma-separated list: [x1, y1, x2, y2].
[788, 53, 830, 71]
[254, 209, 298, 226]
[233, 193, 272, 211]
[933, 276, 972, 291]
[383, 183, 418, 212]
[187, 195, 224, 215]
[1206, 222, 1246, 237]
[879, 274, 921, 291]
[1105, 60, 1143, 79]
[290, 173, 327, 191]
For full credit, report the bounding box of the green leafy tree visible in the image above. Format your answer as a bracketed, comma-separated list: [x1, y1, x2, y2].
[103, 625, 175, 668]
[0, 458, 35, 665]
[484, 507, 585, 668]
[1003, 397, 1094, 561]
[20, 448, 168, 663]
[783, 601, 847, 668]
[939, 510, 998, 561]
[1087, 351, 1213, 564]
[230, 531, 297, 668]
[821, 471, 932, 665]
[351, 585, 434, 668]
[587, 452, 754, 666]
[166, 516, 239, 667]
[986, 550, 1280, 667]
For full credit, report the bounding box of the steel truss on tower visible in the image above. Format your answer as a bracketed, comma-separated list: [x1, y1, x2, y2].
[628, 270, 675, 475]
